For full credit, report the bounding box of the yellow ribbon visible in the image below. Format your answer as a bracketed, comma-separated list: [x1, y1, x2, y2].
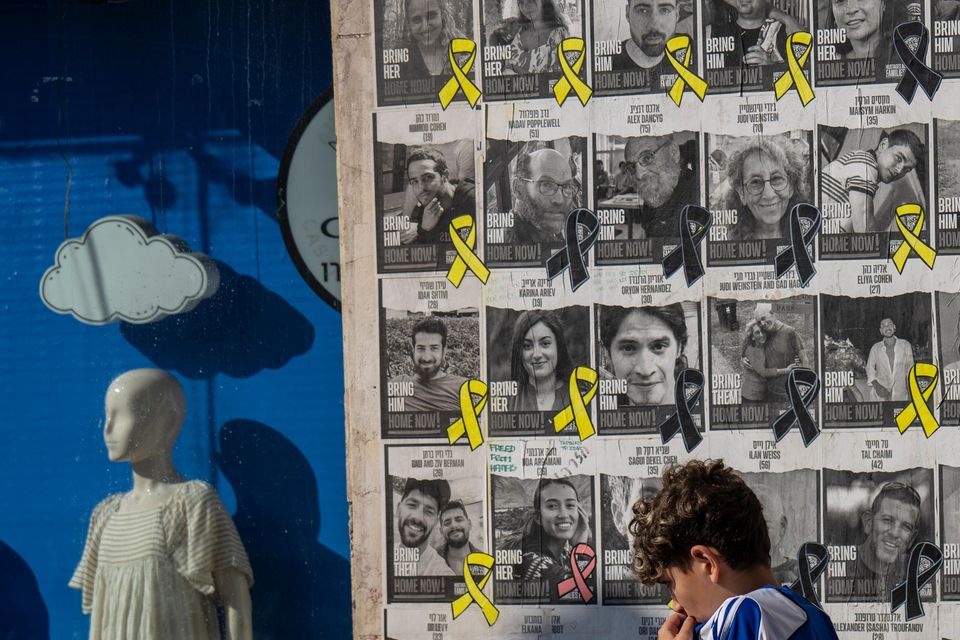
[446, 214, 489, 287]
[438, 39, 482, 109]
[553, 37, 592, 106]
[447, 380, 487, 450]
[774, 32, 815, 106]
[553, 366, 598, 441]
[892, 204, 937, 273]
[665, 35, 708, 107]
[895, 363, 939, 437]
[451, 552, 499, 626]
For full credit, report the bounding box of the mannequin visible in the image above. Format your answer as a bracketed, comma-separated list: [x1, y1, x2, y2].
[70, 369, 253, 640]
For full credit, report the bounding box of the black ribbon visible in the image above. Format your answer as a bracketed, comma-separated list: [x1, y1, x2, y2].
[894, 21, 942, 102]
[662, 205, 712, 287]
[891, 542, 943, 621]
[545, 207, 599, 291]
[658, 368, 704, 453]
[789, 542, 829, 610]
[774, 203, 820, 286]
[771, 368, 820, 447]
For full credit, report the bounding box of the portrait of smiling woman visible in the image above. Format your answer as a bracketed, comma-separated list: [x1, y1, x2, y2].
[486, 306, 591, 424]
[819, 0, 898, 71]
[716, 136, 810, 243]
[508, 310, 574, 412]
[490, 0, 573, 74]
[393, 0, 468, 78]
[500, 478, 594, 582]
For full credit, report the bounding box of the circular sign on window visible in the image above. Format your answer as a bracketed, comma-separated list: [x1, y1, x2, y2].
[277, 90, 341, 312]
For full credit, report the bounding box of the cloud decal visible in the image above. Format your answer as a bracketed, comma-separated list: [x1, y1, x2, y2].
[40, 215, 220, 325]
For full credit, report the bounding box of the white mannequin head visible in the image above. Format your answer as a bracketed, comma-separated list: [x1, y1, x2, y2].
[103, 368, 186, 463]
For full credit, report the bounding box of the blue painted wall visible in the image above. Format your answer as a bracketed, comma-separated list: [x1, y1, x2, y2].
[0, 2, 349, 637]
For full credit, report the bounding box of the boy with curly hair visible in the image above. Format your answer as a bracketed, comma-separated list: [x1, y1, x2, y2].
[630, 460, 838, 639]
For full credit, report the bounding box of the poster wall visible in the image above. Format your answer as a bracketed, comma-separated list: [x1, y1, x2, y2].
[336, 0, 960, 635]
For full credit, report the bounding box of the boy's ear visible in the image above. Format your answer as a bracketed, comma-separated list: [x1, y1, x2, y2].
[878, 137, 889, 152]
[689, 545, 724, 583]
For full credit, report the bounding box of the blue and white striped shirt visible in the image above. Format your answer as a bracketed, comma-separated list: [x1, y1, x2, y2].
[695, 586, 838, 640]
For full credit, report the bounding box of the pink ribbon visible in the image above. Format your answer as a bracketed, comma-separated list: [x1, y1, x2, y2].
[556, 543, 596, 602]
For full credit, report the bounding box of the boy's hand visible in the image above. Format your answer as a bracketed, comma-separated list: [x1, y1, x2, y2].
[659, 612, 697, 640]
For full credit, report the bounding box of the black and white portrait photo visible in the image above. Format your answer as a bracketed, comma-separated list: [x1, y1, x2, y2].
[374, 0, 475, 106]
[706, 131, 813, 266]
[484, 137, 586, 267]
[823, 468, 934, 603]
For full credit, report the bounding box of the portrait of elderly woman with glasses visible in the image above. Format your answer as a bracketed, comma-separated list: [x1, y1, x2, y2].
[715, 136, 810, 242]
[506, 144, 582, 245]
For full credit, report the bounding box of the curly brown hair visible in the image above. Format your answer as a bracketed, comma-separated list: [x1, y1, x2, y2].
[628, 460, 770, 585]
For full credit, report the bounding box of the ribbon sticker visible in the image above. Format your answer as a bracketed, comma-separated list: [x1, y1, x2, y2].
[771, 368, 820, 447]
[891, 204, 936, 274]
[658, 368, 704, 453]
[553, 366, 598, 441]
[438, 39, 483, 109]
[553, 38, 592, 106]
[895, 363, 939, 437]
[662, 205, 712, 286]
[447, 379, 488, 450]
[774, 203, 821, 286]
[665, 35, 708, 107]
[447, 215, 490, 287]
[789, 542, 830, 610]
[556, 543, 596, 602]
[545, 208, 599, 291]
[451, 552, 500, 626]
[773, 32, 815, 106]
[894, 22, 942, 103]
[891, 542, 943, 621]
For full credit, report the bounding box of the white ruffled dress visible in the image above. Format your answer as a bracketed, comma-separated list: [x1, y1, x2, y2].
[70, 480, 253, 640]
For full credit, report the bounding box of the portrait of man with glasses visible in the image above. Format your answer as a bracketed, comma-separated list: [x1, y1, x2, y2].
[593, 131, 699, 265]
[484, 134, 586, 267]
[505, 145, 582, 246]
[623, 134, 700, 238]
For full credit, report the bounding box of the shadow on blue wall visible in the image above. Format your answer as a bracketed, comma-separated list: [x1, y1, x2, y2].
[217, 420, 351, 639]
[120, 262, 314, 379]
[188, 146, 278, 221]
[0, 540, 49, 640]
[113, 139, 180, 215]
